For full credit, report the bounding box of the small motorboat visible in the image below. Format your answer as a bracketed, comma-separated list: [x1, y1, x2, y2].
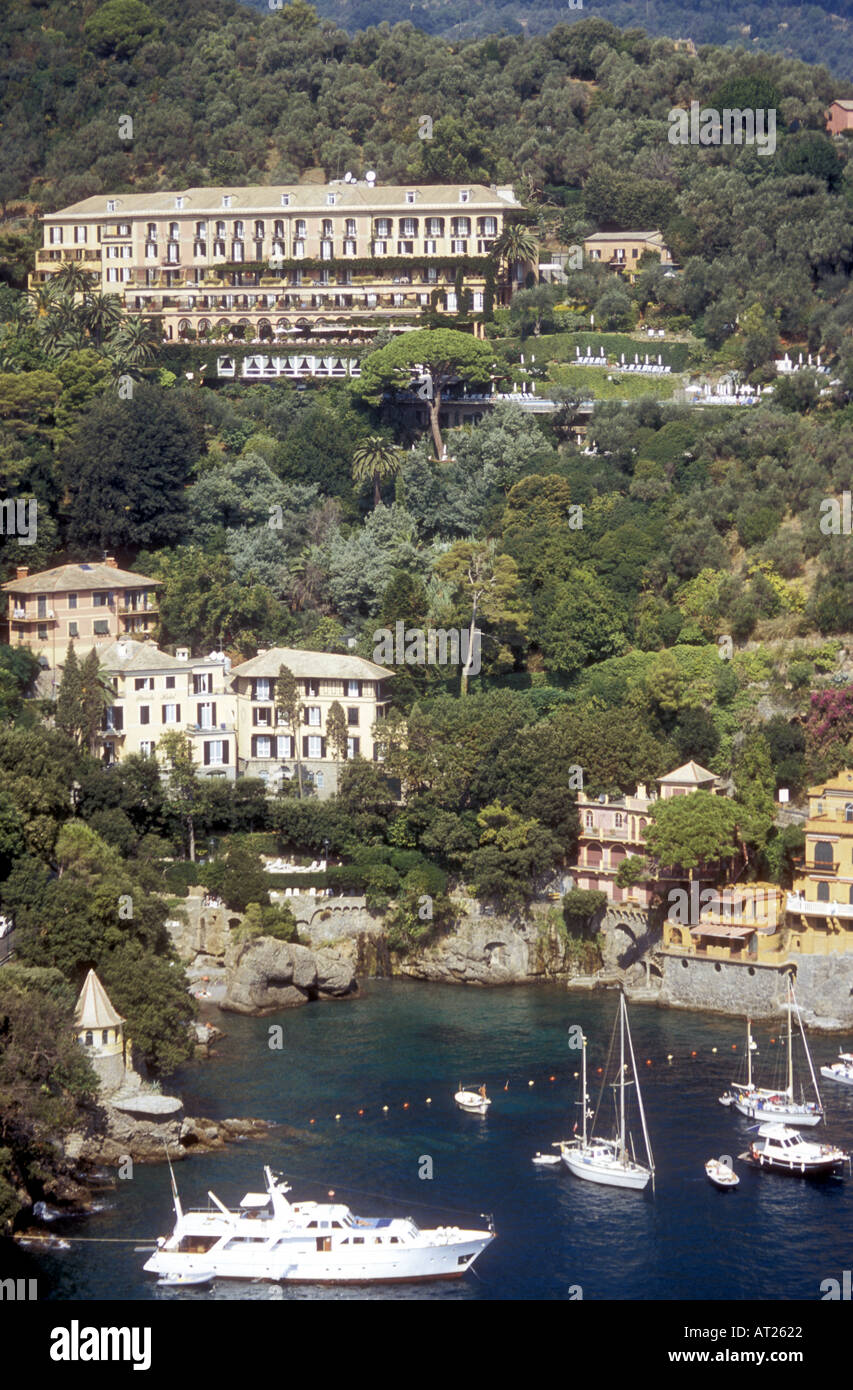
[454, 1084, 491, 1114]
[718, 1092, 735, 1107]
[532, 1152, 561, 1166]
[820, 1051, 853, 1087]
[705, 1158, 739, 1189]
[742, 1124, 848, 1177]
[157, 1269, 215, 1287]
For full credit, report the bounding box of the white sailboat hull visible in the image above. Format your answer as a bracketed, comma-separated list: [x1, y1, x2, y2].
[560, 1143, 652, 1191]
[732, 1095, 823, 1127]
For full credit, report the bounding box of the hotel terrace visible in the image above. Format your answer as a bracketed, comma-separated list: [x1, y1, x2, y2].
[33, 181, 526, 341]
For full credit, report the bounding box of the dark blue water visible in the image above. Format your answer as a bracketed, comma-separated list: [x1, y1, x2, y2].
[17, 981, 853, 1301]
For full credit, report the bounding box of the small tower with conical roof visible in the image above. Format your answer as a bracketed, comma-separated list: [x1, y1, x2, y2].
[74, 969, 126, 1093]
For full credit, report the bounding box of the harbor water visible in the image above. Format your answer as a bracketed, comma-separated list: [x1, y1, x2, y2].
[19, 980, 853, 1301]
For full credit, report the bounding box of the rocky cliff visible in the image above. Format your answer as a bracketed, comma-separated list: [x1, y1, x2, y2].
[398, 903, 605, 985]
[221, 934, 357, 1014]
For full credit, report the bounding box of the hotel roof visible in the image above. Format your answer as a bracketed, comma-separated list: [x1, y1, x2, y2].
[584, 230, 665, 242]
[44, 183, 520, 219]
[230, 647, 393, 681]
[96, 639, 222, 673]
[2, 562, 160, 595]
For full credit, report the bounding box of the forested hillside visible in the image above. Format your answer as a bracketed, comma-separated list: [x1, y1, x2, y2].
[0, 0, 850, 222]
[248, 0, 853, 81]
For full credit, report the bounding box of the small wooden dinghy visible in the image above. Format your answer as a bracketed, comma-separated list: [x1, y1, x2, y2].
[531, 1152, 561, 1166]
[705, 1158, 739, 1189]
[455, 1083, 491, 1114]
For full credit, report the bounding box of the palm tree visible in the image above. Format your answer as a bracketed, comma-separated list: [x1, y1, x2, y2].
[81, 291, 124, 349]
[26, 281, 64, 318]
[109, 315, 161, 368]
[351, 435, 403, 508]
[492, 223, 538, 294]
[51, 263, 97, 298]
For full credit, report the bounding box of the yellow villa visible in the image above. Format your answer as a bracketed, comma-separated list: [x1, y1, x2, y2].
[786, 771, 853, 953]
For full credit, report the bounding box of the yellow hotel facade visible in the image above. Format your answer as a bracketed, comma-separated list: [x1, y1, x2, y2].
[32, 181, 526, 340]
[663, 771, 853, 962]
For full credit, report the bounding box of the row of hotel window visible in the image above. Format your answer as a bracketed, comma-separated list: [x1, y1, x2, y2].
[252, 706, 359, 726]
[31, 620, 149, 640]
[17, 591, 149, 614]
[50, 217, 496, 244]
[107, 737, 359, 764]
[250, 679, 367, 699]
[104, 705, 361, 729]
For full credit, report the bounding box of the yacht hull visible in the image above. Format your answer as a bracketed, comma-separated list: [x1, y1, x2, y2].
[145, 1235, 491, 1284]
[820, 1066, 853, 1087]
[744, 1153, 843, 1177]
[560, 1150, 651, 1191]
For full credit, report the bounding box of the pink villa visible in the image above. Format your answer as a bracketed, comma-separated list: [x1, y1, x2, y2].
[826, 100, 853, 136]
[571, 761, 720, 906]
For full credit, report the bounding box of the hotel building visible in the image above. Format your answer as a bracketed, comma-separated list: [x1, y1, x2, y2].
[785, 770, 853, 951]
[572, 760, 721, 906]
[2, 559, 161, 676]
[229, 647, 393, 796]
[97, 639, 238, 779]
[33, 182, 526, 341]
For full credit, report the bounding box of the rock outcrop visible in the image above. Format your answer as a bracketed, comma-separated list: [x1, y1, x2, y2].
[222, 934, 357, 1014]
[400, 916, 539, 984]
[64, 1100, 271, 1167]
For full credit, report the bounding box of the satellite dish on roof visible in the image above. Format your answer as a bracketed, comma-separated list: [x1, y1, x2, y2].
[365, 170, 376, 184]
[344, 171, 353, 182]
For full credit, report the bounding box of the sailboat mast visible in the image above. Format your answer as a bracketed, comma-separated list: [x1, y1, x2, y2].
[792, 980, 823, 1112]
[619, 994, 626, 1163]
[787, 982, 794, 1098]
[747, 1018, 752, 1088]
[624, 992, 655, 1181]
[581, 1033, 588, 1145]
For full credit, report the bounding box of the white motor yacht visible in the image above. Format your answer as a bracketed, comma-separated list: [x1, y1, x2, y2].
[143, 1165, 495, 1285]
[820, 1052, 853, 1087]
[742, 1124, 848, 1177]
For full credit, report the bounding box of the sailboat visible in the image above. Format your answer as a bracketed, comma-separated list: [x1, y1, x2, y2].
[557, 993, 655, 1192]
[718, 982, 824, 1127]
